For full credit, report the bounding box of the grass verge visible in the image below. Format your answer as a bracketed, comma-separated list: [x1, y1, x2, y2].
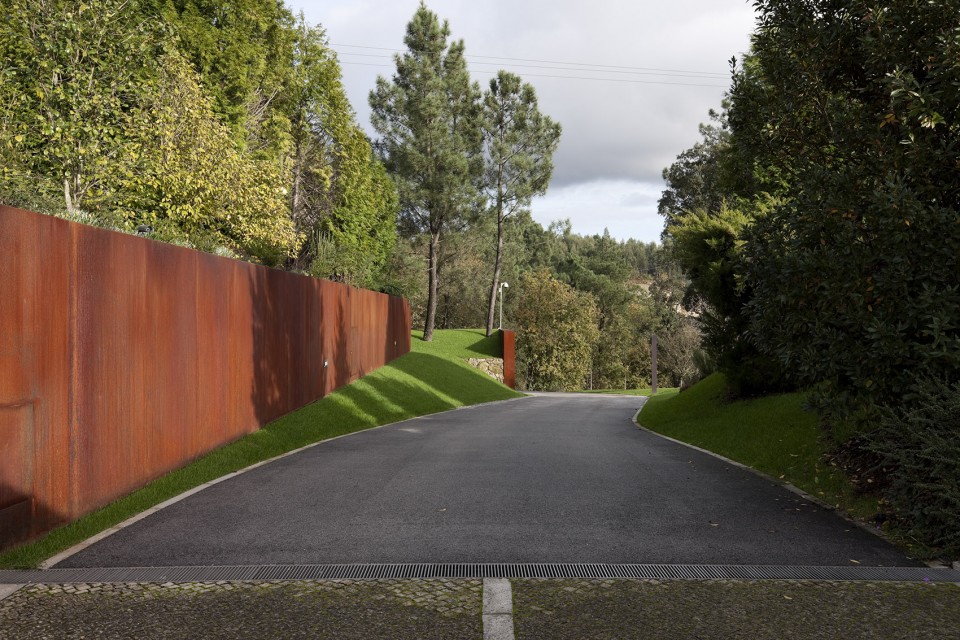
[637, 374, 881, 524]
[0, 330, 522, 569]
[578, 388, 679, 397]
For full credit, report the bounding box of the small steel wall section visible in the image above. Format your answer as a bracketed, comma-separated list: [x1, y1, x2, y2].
[0, 206, 411, 550]
[501, 330, 516, 389]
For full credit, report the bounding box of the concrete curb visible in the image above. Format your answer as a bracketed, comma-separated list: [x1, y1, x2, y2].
[41, 395, 531, 569]
[0, 584, 23, 601]
[630, 405, 921, 564]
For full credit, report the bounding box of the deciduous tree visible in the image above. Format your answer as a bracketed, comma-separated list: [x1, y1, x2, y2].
[514, 270, 599, 391]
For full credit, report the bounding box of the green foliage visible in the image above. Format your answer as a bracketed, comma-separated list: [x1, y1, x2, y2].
[867, 378, 960, 557]
[733, 0, 960, 420]
[370, 3, 483, 340]
[286, 19, 397, 286]
[0, 0, 160, 214]
[658, 112, 733, 228]
[1, 0, 392, 272]
[154, 0, 297, 154]
[667, 204, 787, 396]
[117, 52, 298, 260]
[514, 270, 600, 391]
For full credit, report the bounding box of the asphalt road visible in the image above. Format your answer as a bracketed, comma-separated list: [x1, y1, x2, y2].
[61, 394, 915, 568]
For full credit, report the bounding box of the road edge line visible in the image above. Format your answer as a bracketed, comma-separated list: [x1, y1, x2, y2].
[630, 405, 918, 560]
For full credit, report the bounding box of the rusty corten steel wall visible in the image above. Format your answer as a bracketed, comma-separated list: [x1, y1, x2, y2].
[0, 205, 410, 549]
[501, 330, 516, 390]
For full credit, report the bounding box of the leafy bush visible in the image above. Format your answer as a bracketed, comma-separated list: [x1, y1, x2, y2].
[515, 270, 599, 391]
[867, 378, 960, 557]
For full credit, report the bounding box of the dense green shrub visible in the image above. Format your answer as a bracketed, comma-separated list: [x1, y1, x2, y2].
[868, 379, 960, 557]
[731, 0, 960, 419]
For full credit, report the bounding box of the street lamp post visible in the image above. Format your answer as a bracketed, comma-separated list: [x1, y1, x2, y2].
[498, 281, 509, 330]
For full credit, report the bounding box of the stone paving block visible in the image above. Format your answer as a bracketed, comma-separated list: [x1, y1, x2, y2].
[0, 579, 483, 639]
[512, 579, 960, 640]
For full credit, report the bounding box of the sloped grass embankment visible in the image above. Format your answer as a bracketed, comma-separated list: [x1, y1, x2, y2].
[638, 374, 881, 525]
[0, 329, 521, 569]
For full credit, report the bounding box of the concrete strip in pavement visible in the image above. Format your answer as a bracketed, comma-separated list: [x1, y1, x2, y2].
[483, 578, 515, 640]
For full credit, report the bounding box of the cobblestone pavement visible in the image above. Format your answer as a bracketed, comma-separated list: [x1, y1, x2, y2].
[512, 579, 960, 639]
[0, 579, 482, 639]
[4, 578, 959, 639]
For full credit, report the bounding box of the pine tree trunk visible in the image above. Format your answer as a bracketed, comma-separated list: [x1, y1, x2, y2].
[423, 230, 441, 341]
[485, 214, 504, 336]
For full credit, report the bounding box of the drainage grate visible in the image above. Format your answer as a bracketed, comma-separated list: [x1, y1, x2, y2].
[1, 563, 957, 584]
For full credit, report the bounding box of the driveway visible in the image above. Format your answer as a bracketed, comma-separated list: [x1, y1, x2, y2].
[59, 394, 914, 568]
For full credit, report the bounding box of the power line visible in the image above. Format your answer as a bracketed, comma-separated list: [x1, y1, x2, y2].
[339, 61, 727, 88]
[331, 42, 729, 78]
[336, 51, 726, 81]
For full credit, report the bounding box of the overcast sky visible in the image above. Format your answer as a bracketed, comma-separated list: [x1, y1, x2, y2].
[287, 0, 757, 243]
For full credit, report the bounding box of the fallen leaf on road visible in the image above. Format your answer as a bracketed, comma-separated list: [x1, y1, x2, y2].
[850, 559, 861, 564]
[783, 595, 793, 600]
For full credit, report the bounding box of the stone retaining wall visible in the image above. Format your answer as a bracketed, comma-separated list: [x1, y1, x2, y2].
[467, 358, 505, 384]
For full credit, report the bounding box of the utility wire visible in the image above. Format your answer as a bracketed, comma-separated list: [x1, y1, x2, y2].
[340, 61, 727, 88]
[337, 51, 725, 81]
[332, 42, 729, 78]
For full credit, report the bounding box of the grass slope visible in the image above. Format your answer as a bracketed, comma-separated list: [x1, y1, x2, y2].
[638, 374, 879, 523]
[0, 329, 521, 569]
[578, 388, 679, 397]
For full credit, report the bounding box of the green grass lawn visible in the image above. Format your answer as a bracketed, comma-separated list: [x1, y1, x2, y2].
[577, 387, 680, 397]
[410, 327, 504, 358]
[638, 374, 880, 524]
[0, 329, 522, 569]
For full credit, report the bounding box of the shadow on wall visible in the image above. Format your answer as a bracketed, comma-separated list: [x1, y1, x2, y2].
[250, 266, 285, 428]
[0, 485, 64, 551]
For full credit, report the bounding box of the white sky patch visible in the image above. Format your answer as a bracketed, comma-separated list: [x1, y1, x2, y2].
[531, 179, 665, 242]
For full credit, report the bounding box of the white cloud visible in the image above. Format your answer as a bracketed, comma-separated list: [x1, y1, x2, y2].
[287, 0, 756, 242]
[531, 179, 666, 242]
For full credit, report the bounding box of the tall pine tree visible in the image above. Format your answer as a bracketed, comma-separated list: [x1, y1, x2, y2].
[481, 71, 560, 336]
[369, 3, 481, 341]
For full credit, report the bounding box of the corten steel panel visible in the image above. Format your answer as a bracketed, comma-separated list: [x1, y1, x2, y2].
[73, 226, 203, 514]
[0, 208, 73, 542]
[194, 252, 227, 450]
[302, 277, 321, 401]
[229, 260, 259, 436]
[502, 330, 516, 389]
[0, 403, 33, 545]
[1, 206, 411, 551]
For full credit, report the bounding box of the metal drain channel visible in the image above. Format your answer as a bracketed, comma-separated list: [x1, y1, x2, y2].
[1, 564, 957, 584]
